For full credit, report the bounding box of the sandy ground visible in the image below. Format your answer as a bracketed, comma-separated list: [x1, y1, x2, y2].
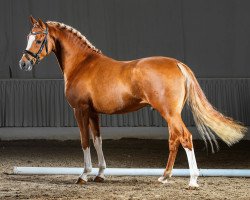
[0, 139, 250, 200]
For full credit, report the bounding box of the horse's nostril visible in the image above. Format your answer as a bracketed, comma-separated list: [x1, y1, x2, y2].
[19, 60, 26, 70]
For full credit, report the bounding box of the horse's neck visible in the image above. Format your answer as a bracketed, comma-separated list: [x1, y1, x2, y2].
[51, 26, 100, 78]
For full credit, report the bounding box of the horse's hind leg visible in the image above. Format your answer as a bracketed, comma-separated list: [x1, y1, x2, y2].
[89, 113, 106, 182]
[157, 115, 181, 183]
[158, 114, 199, 188]
[181, 126, 199, 188]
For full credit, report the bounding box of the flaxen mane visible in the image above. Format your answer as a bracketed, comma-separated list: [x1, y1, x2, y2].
[47, 21, 101, 53]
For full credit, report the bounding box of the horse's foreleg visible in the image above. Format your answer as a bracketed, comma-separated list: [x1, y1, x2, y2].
[89, 113, 106, 182]
[74, 107, 92, 184]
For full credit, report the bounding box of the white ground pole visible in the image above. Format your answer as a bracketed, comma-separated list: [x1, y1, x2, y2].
[13, 167, 250, 177]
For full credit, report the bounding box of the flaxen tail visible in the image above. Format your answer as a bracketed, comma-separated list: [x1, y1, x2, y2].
[177, 62, 247, 152]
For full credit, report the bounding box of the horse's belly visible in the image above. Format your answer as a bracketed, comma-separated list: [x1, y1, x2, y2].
[92, 95, 146, 114]
[93, 103, 147, 114]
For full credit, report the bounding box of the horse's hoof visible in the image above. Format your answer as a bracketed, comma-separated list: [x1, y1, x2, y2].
[75, 177, 87, 185]
[94, 176, 105, 183]
[187, 183, 199, 190]
[158, 176, 168, 184]
[88, 177, 94, 182]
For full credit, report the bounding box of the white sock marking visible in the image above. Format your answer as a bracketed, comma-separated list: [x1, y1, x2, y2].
[79, 147, 92, 181]
[184, 148, 199, 187]
[93, 136, 106, 178]
[158, 176, 168, 184]
[26, 35, 35, 50]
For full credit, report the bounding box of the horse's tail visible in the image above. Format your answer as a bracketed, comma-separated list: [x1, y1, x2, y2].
[177, 62, 247, 151]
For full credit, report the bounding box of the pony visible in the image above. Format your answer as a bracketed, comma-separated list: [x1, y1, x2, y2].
[19, 16, 246, 188]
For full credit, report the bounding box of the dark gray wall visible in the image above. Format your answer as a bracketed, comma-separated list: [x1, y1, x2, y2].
[0, 79, 249, 127]
[1, 0, 250, 79]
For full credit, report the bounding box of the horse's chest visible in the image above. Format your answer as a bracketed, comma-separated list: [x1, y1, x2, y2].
[64, 83, 89, 108]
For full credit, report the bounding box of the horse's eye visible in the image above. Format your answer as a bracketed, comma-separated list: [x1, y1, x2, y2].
[36, 40, 42, 44]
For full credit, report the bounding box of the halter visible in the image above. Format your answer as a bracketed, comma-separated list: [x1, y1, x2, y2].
[23, 24, 48, 65]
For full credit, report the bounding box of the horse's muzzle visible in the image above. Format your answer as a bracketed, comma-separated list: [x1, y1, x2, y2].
[19, 60, 33, 71]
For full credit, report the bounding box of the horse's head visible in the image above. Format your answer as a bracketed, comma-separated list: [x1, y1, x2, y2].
[19, 16, 53, 71]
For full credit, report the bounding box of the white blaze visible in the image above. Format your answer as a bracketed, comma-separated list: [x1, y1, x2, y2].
[184, 148, 199, 187]
[26, 35, 35, 50]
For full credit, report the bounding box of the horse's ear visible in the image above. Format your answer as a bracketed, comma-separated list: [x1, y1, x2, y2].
[30, 15, 38, 26]
[38, 18, 47, 30]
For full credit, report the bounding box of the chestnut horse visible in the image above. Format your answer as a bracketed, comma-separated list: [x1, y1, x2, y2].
[19, 16, 246, 188]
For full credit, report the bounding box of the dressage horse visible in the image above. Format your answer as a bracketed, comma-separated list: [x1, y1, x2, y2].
[19, 16, 246, 188]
